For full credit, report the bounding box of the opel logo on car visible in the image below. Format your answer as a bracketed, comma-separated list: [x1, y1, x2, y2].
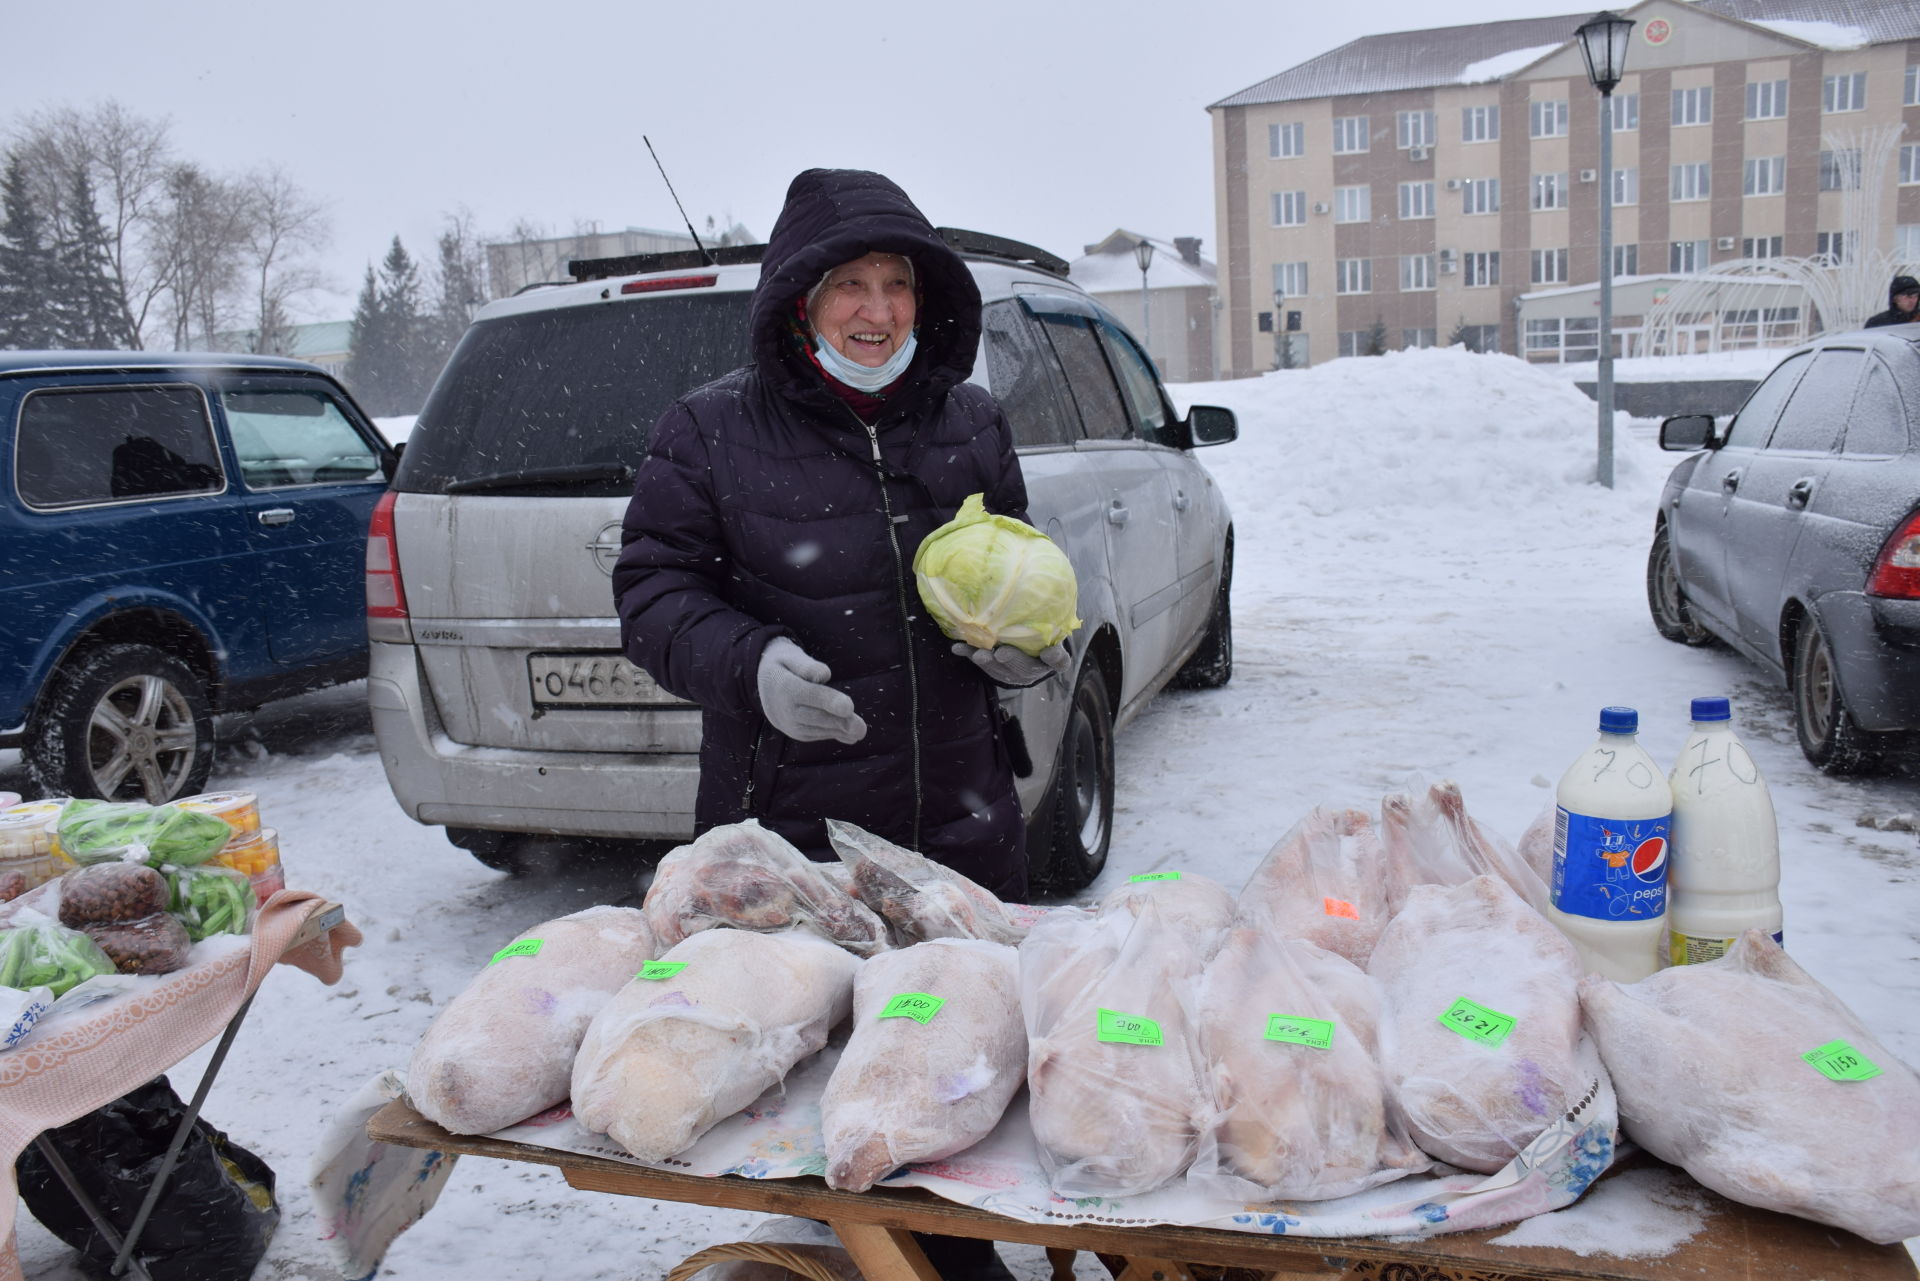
[588, 521, 623, 575]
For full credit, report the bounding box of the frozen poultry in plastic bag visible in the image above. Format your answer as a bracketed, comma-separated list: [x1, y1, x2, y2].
[820, 939, 1025, 1191]
[409, 906, 656, 1135]
[826, 819, 1024, 946]
[643, 819, 888, 956]
[571, 927, 858, 1162]
[1097, 870, 1236, 941]
[1580, 930, 1920, 1244]
[1380, 781, 1546, 916]
[1233, 807, 1389, 967]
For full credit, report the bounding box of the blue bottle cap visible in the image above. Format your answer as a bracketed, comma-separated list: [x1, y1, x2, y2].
[1598, 706, 1639, 735]
[1690, 696, 1731, 722]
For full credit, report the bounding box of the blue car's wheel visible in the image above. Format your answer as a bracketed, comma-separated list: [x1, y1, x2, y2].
[27, 643, 214, 803]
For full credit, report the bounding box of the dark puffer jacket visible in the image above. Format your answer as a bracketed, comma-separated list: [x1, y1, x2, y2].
[612, 169, 1029, 897]
[1864, 274, 1919, 329]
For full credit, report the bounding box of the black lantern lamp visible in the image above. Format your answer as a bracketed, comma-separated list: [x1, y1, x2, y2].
[1576, 10, 1635, 95]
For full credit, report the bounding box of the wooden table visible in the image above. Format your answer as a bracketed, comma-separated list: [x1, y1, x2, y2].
[366, 1101, 1917, 1281]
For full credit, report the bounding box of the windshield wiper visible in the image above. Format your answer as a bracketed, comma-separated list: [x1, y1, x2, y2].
[443, 462, 634, 494]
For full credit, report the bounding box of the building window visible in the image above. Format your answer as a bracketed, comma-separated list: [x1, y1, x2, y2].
[1397, 110, 1436, 149]
[1612, 243, 1638, 277]
[1333, 115, 1371, 154]
[1463, 251, 1500, 288]
[1815, 230, 1856, 265]
[1401, 254, 1435, 291]
[1822, 72, 1866, 113]
[1403, 327, 1437, 350]
[1898, 224, 1920, 262]
[1269, 122, 1305, 159]
[1399, 180, 1435, 219]
[1671, 163, 1711, 202]
[1530, 172, 1568, 210]
[1524, 316, 1600, 363]
[1462, 177, 1500, 215]
[1670, 239, 1709, 273]
[1529, 100, 1569, 138]
[1819, 149, 1861, 191]
[1273, 260, 1309, 298]
[1273, 191, 1308, 226]
[1609, 93, 1639, 132]
[1531, 248, 1569, 285]
[1335, 258, 1372, 294]
[1672, 85, 1713, 126]
[1898, 144, 1920, 186]
[1746, 78, 1788, 120]
[1333, 185, 1371, 223]
[1720, 307, 1801, 348]
[1743, 156, 1785, 196]
[1257, 311, 1273, 332]
[1908, 65, 1919, 106]
[1462, 104, 1499, 143]
[1742, 235, 1783, 259]
[1454, 324, 1500, 353]
[1612, 167, 1638, 206]
[1338, 330, 1372, 358]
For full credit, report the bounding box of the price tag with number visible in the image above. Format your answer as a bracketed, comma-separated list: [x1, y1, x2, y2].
[1265, 1014, 1336, 1050]
[1438, 997, 1515, 1047]
[637, 961, 687, 981]
[878, 992, 946, 1024]
[490, 939, 543, 964]
[1128, 871, 1181, 883]
[1097, 1008, 1164, 1046]
[1322, 897, 1359, 920]
[1803, 1039, 1881, 1081]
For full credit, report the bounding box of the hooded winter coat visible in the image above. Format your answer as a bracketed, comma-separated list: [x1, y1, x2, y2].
[612, 169, 1029, 898]
[1864, 275, 1920, 329]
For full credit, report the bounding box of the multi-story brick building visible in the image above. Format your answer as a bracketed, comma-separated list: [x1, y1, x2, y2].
[1209, 0, 1920, 374]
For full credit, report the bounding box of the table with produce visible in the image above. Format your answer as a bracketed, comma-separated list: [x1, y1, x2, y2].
[0, 792, 356, 1281]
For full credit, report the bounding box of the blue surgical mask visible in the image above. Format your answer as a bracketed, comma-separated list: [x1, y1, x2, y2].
[813, 329, 917, 392]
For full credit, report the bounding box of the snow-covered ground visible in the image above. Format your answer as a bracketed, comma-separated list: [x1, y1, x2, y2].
[5, 347, 1916, 1277]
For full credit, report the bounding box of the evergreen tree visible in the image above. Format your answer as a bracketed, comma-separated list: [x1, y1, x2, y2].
[344, 261, 391, 412]
[1447, 315, 1476, 352]
[0, 154, 60, 348]
[1271, 293, 1295, 370]
[345, 236, 439, 416]
[432, 216, 487, 363]
[1364, 315, 1388, 357]
[53, 168, 131, 349]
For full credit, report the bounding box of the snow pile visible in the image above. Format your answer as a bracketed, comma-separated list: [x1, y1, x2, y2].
[1457, 43, 1561, 84]
[1168, 346, 1666, 522]
[1555, 350, 1784, 384]
[1751, 18, 1869, 50]
[374, 414, 417, 444]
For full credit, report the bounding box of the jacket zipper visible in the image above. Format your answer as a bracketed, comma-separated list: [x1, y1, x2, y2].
[741, 725, 766, 816]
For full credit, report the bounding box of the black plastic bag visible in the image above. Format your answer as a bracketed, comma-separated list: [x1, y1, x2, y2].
[17, 1076, 279, 1281]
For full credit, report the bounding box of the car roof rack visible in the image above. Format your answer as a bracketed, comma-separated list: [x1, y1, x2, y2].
[567, 226, 1069, 285]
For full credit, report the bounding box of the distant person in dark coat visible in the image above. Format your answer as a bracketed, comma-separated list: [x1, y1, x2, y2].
[1864, 274, 1919, 328]
[612, 169, 1066, 909]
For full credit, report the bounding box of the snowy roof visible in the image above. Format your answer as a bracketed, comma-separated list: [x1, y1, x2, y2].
[1213, 0, 1920, 109]
[1068, 232, 1217, 294]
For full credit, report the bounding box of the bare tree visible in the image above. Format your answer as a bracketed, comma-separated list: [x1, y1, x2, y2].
[238, 165, 329, 354]
[152, 163, 252, 348]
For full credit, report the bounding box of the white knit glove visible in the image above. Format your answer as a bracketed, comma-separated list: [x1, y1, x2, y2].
[952, 642, 1070, 688]
[756, 638, 866, 743]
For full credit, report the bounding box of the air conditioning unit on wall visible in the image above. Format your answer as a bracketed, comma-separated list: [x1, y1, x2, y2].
[1579, 169, 1598, 183]
[1716, 236, 1736, 251]
[1439, 261, 1458, 274]
[1409, 146, 1430, 162]
[1438, 248, 1458, 262]
[1444, 178, 1463, 191]
[1312, 201, 1331, 215]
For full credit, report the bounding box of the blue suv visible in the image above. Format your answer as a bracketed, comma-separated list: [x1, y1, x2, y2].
[1, 352, 396, 802]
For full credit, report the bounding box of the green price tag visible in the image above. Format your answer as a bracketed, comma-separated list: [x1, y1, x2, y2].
[1802, 1039, 1881, 1082]
[1265, 1014, 1336, 1050]
[637, 961, 687, 981]
[1128, 871, 1182, 883]
[1438, 997, 1515, 1047]
[878, 992, 945, 1024]
[1096, 1007, 1163, 1046]
[490, 939, 543, 964]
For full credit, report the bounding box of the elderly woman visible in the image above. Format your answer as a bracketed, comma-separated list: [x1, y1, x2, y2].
[612, 168, 1064, 910]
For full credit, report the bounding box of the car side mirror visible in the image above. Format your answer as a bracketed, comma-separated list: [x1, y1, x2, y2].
[381, 440, 405, 481]
[1186, 405, 1238, 448]
[1659, 414, 1716, 451]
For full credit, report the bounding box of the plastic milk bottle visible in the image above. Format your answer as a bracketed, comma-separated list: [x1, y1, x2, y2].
[1548, 707, 1673, 981]
[1665, 696, 1782, 965]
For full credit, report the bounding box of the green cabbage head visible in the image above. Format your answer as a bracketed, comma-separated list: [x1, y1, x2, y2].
[913, 494, 1082, 656]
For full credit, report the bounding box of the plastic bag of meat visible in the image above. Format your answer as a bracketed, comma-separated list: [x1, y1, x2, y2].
[825, 820, 1024, 946]
[1380, 780, 1549, 916]
[1191, 927, 1429, 1202]
[571, 927, 859, 1162]
[1021, 874, 1232, 1198]
[1232, 808, 1390, 967]
[1367, 875, 1597, 1173]
[1580, 930, 1920, 1243]
[643, 820, 888, 957]
[408, 906, 656, 1135]
[819, 939, 1025, 1192]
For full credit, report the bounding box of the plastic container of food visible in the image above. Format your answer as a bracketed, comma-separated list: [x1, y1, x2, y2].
[1, 800, 72, 864]
[250, 861, 286, 906]
[212, 827, 279, 880]
[0, 811, 66, 890]
[176, 791, 261, 841]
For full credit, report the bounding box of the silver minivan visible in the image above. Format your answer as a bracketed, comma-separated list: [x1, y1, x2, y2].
[366, 233, 1237, 891]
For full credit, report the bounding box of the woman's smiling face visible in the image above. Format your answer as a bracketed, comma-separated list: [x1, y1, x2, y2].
[810, 252, 917, 368]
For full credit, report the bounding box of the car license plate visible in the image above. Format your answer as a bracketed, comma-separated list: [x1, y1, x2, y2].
[527, 653, 687, 708]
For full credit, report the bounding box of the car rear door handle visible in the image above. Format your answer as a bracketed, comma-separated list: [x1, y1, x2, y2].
[257, 508, 296, 527]
[1107, 499, 1130, 527]
[1720, 470, 1741, 493]
[1787, 478, 1815, 509]
[1172, 490, 1191, 512]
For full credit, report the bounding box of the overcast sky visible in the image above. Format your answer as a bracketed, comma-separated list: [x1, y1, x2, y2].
[4, 0, 1598, 321]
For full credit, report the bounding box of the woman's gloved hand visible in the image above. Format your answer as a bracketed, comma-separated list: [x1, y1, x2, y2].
[952, 642, 1071, 688]
[757, 637, 867, 743]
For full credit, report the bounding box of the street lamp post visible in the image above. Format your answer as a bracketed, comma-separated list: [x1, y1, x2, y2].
[1577, 10, 1635, 490]
[1134, 237, 1155, 370]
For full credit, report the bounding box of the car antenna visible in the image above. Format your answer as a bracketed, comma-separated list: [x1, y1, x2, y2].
[643, 136, 714, 267]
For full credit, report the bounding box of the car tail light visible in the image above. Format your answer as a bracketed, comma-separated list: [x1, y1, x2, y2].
[1866, 509, 1920, 599]
[366, 491, 413, 641]
[620, 274, 717, 295]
